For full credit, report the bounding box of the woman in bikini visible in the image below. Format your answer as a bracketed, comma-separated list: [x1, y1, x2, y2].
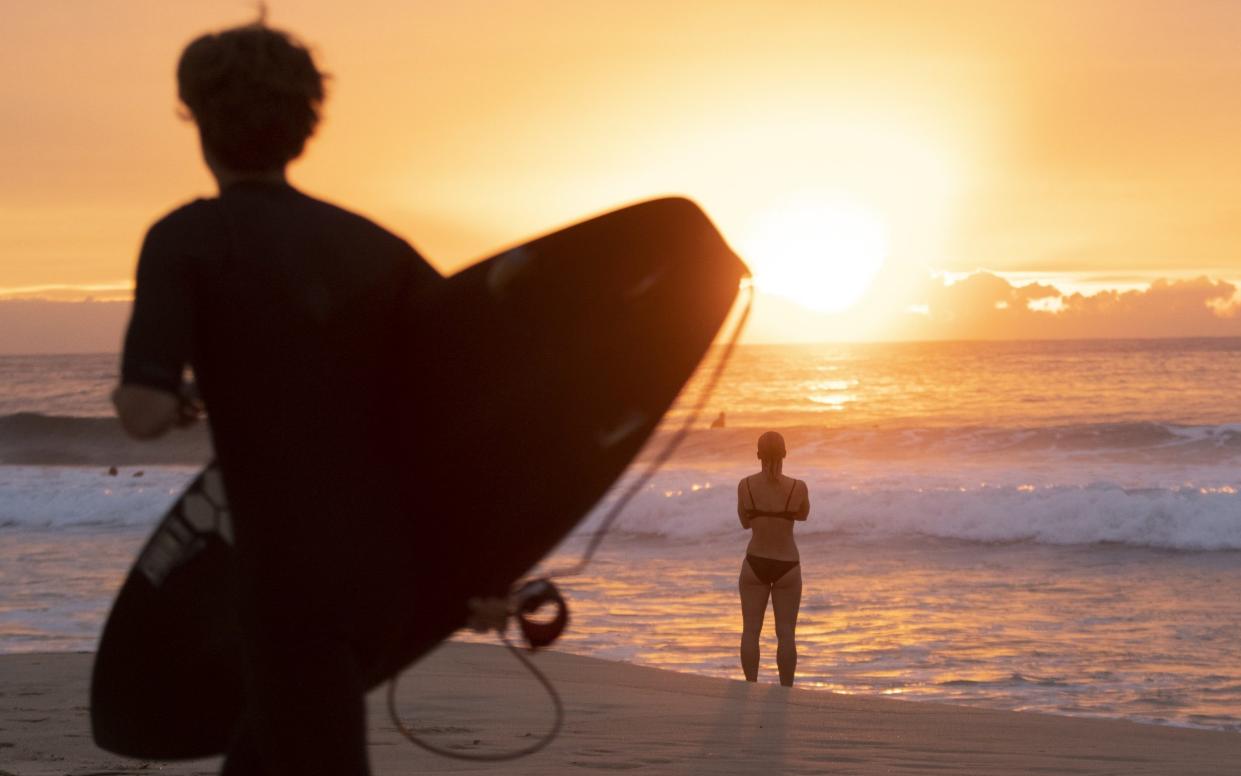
[737, 430, 809, 687]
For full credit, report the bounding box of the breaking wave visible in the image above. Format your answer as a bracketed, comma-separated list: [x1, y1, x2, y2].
[0, 413, 211, 465]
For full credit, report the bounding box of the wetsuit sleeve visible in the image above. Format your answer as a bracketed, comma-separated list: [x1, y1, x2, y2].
[120, 221, 195, 394]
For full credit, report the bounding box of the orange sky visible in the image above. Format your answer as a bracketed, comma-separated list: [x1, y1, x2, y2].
[3, 0, 1240, 351]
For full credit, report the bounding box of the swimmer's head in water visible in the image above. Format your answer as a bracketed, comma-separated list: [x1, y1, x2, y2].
[177, 19, 326, 172]
[756, 431, 786, 464]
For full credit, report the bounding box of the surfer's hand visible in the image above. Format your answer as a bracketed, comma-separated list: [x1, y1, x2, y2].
[176, 396, 204, 427]
[175, 384, 204, 427]
[466, 597, 509, 633]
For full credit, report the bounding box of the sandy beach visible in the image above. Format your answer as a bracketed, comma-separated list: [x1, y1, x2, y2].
[2, 642, 1238, 775]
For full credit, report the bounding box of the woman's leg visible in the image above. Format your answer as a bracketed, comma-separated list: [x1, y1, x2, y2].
[738, 559, 771, 682]
[770, 564, 802, 687]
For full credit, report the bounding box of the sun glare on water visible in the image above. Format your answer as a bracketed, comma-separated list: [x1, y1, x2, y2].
[741, 196, 890, 314]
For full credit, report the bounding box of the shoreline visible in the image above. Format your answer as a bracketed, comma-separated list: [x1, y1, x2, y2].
[3, 643, 1239, 775]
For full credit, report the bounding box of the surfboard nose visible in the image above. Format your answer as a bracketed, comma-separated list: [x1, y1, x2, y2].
[482, 196, 748, 304]
[403, 194, 748, 553]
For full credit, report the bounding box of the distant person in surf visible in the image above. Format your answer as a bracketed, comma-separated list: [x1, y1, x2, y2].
[711, 411, 726, 429]
[737, 430, 808, 687]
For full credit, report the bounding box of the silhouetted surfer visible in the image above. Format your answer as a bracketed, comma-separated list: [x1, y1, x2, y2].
[112, 18, 438, 775]
[737, 431, 808, 686]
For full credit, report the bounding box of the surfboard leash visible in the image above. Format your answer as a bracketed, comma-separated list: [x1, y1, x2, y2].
[552, 279, 754, 578]
[387, 281, 753, 761]
[385, 631, 565, 762]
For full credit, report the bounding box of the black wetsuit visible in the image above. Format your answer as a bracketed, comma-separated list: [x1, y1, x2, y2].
[122, 180, 440, 775]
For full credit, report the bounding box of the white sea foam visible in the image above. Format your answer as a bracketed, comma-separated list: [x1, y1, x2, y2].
[0, 466, 196, 530]
[4, 460, 1239, 551]
[579, 465, 1241, 551]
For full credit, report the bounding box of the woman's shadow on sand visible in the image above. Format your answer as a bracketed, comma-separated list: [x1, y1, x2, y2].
[694, 680, 791, 770]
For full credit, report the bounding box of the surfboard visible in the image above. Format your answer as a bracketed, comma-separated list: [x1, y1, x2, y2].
[90, 197, 747, 759]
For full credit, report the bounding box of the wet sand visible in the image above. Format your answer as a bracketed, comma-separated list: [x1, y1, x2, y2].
[2, 642, 1238, 775]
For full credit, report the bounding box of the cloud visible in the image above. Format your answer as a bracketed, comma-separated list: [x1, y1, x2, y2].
[897, 272, 1241, 340]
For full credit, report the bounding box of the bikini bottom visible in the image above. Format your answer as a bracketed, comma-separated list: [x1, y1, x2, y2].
[745, 553, 800, 585]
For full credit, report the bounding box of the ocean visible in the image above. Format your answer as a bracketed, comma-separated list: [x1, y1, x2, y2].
[2, 340, 1240, 732]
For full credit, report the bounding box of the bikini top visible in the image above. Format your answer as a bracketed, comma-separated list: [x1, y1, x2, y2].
[744, 476, 800, 521]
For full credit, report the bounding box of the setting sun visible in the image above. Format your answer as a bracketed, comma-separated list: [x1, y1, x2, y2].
[741, 195, 890, 314]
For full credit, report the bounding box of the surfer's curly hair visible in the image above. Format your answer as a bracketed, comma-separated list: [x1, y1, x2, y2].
[177, 18, 326, 172]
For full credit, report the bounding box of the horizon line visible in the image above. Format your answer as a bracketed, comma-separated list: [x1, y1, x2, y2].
[7, 333, 1241, 359]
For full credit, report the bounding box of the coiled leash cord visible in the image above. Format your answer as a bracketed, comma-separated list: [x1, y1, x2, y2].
[387, 283, 753, 761]
[385, 579, 568, 761]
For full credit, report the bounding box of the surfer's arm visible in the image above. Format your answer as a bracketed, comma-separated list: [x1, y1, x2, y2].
[117, 216, 197, 440]
[737, 480, 751, 529]
[794, 480, 810, 521]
